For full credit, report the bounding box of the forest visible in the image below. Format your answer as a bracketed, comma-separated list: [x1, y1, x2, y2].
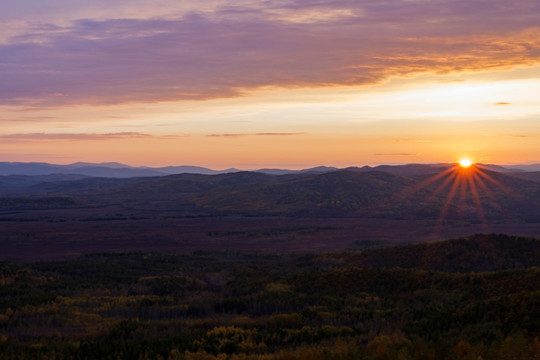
[1, 234, 538, 359]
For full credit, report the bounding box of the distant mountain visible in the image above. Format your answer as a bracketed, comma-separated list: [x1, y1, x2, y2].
[192, 168, 540, 221]
[0, 162, 235, 178]
[153, 165, 239, 175]
[0, 162, 73, 176]
[1, 165, 538, 221]
[351, 163, 453, 176]
[352, 163, 523, 176]
[504, 163, 540, 172]
[0, 161, 537, 178]
[476, 164, 524, 172]
[0, 161, 337, 178]
[59, 165, 166, 178]
[69, 162, 130, 169]
[256, 166, 338, 175]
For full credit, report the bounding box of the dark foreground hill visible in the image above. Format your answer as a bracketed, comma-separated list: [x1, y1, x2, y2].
[328, 233, 540, 272]
[0, 234, 538, 359]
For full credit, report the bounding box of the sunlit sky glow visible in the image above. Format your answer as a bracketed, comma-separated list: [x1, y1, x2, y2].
[1, 0, 539, 169]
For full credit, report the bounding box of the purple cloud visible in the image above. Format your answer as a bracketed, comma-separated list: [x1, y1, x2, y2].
[1, 0, 539, 107]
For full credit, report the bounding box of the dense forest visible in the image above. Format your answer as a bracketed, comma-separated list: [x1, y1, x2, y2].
[1, 234, 538, 359]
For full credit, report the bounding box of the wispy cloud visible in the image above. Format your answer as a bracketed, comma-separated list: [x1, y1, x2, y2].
[0, 116, 59, 123]
[374, 153, 421, 156]
[495, 102, 511, 105]
[207, 134, 247, 138]
[255, 132, 306, 136]
[207, 132, 305, 138]
[0, 132, 151, 140]
[1, 1, 539, 107]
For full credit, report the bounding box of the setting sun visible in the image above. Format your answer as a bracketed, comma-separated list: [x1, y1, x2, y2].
[459, 159, 472, 168]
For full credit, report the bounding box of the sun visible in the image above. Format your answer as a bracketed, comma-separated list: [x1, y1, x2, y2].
[459, 159, 472, 168]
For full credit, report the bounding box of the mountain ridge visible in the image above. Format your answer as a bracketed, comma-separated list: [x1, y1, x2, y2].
[0, 161, 536, 178]
[1, 166, 536, 222]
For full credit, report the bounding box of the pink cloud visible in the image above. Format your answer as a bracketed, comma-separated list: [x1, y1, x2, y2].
[207, 132, 305, 138]
[1, 0, 539, 107]
[0, 132, 151, 140]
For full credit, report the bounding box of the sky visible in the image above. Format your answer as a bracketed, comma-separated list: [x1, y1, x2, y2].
[1, 0, 539, 169]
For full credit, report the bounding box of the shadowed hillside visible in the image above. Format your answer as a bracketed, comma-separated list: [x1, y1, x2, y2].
[191, 168, 540, 221]
[193, 170, 417, 216]
[0, 166, 538, 261]
[1, 165, 538, 222]
[325, 234, 540, 272]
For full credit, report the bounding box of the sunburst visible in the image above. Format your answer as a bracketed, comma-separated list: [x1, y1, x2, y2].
[393, 161, 520, 238]
[459, 159, 472, 168]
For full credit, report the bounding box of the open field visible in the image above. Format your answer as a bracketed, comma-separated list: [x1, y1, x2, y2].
[1, 210, 539, 261]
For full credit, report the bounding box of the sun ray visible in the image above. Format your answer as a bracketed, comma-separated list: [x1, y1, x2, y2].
[425, 166, 459, 203]
[457, 170, 470, 219]
[391, 160, 534, 238]
[476, 168, 532, 202]
[393, 166, 456, 201]
[471, 171, 507, 217]
[432, 170, 463, 236]
[466, 173, 490, 232]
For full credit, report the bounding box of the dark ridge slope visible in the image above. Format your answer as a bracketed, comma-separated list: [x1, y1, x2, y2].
[324, 234, 540, 272]
[192, 170, 416, 216]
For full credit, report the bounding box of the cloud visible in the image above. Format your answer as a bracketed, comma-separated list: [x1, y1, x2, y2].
[255, 132, 306, 136]
[0, 116, 59, 123]
[207, 134, 247, 138]
[374, 153, 421, 156]
[1, 1, 540, 107]
[495, 102, 511, 105]
[207, 132, 305, 137]
[0, 132, 151, 140]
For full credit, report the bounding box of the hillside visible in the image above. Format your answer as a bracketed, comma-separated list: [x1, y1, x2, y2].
[0, 166, 538, 261]
[191, 168, 540, 221]
[327, 234, 540, 272]
[0, 165, 539, 221]
[193, 170, 416, 216]
[0, 234, 538, 359]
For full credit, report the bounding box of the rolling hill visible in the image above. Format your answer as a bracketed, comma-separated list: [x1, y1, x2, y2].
[0, 165, 539, 221]
[191, 168, 540, 221]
